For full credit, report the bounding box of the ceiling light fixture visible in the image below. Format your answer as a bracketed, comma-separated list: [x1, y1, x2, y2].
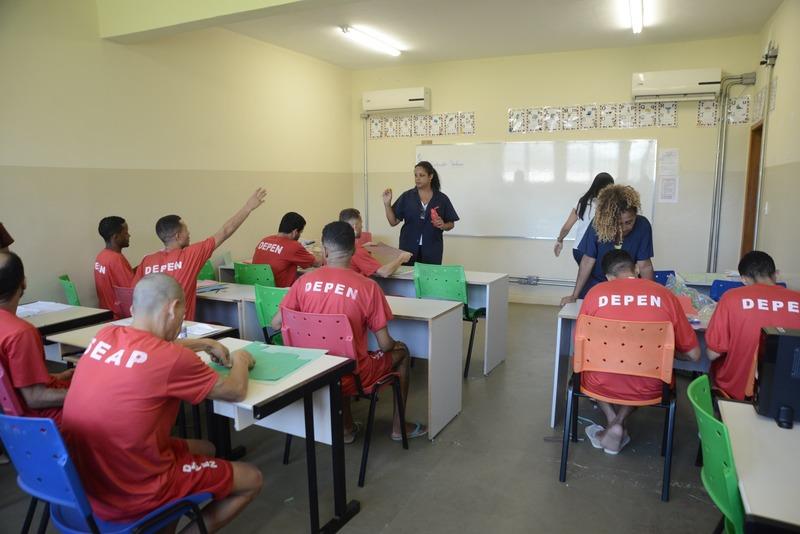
[629, 0, 643, 34]
[340, 26, 401, 56]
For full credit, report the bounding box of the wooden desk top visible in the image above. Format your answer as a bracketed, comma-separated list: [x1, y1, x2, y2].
[719, 400, 800, 526]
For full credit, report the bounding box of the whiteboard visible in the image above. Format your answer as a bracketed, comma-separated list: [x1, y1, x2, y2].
[415, 140, 657, 240]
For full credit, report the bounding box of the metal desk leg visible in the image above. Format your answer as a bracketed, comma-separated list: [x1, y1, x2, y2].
[303, 394, 320, 534]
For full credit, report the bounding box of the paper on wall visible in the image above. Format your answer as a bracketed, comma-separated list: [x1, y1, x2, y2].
[657, 148, 680, 203]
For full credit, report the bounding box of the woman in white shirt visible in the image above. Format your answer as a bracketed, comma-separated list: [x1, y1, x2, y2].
[553, 172, 614, 264]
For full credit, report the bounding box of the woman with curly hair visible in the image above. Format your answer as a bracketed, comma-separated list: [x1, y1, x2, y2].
[560, 185, 655, 305]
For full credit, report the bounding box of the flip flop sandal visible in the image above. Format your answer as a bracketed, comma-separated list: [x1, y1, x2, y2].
[604, 434, 632, 455]
[343, 422, 363, 445]
[391, 422, 427, 441]
[585, 424, 605, 449]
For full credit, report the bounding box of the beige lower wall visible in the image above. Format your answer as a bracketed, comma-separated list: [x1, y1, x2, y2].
[1, 167, 352, 305]
[757, 161, 800, 288]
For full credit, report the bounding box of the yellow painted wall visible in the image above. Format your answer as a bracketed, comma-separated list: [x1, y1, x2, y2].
[0, 0, 352, 304]
[351, 36, 763, 303]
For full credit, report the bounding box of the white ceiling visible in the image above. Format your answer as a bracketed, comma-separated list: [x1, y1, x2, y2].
[224, 0, 781, 70]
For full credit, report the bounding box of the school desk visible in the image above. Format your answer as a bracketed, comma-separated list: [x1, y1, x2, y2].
[549, 300, 711, 428]
[719, 400, 800, 532]
[20, 302, 112, 337]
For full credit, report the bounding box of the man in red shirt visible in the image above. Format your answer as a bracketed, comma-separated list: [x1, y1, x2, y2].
[135, 188, 267, 320]
[251, 212, 322, 287]
[706, 250, 800, 400]
[0, 252, 73, 424]
[339, 208, 412, 278]
[577, 250, 699, 453]
[273, 221, 426, 442]
[62, 273, 262, 528]
[94, 216, 136, 319]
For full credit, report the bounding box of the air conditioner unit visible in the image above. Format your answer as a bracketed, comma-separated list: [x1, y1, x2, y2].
[632, 68, 722, 102]
[362, 87, 431, 113]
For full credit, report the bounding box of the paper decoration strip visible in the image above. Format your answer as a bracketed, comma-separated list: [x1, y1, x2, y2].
[508, 109, 526, 133]
[658, 102, 678, 127]
[459, 111, 475, 135]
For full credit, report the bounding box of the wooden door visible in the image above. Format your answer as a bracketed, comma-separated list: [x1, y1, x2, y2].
[740, 122, 763, 256]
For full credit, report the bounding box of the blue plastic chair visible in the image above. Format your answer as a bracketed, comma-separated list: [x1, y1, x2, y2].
[0, 414, 211, 534]
[710, 280, 744, 301]
[654, 270, 675, 286]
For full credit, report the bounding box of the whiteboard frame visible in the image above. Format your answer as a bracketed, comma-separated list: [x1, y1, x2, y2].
[413, 140, 658, 240]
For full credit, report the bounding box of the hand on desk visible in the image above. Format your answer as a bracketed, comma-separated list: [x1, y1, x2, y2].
[399, 251, 413, 264]
[560, 295, 577, 307]
[205, 339, 231, 367]
[232, 350, 256, 370]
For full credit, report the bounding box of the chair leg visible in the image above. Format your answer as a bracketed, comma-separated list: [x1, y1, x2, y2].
[712, 515, 725, 534]
[190, 503, 209, 534]
[177, 403, 187, 439]
[661, 408, 669, 457]
[283, 434, 293, 465]
[36, 503, 49, 534]
[392, 379, 409, 449]
[463, 319, 478, 379]
[21, 497, 38, 534]
[571, 395, 580, 442]
[559, 385, 575, 482]
[358, 393, 379, 487]
[661, 400, 677, 502]
[695, 442, 703, 467]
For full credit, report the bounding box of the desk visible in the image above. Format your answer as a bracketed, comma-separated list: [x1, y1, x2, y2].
[21, 303, 112, 337]
[374, 270, 508, 376]
[719, 401, 800, 532]
[549, 300, 711, 428]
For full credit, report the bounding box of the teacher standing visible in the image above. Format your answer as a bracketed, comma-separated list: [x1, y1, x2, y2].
[382, 161, 459, 265]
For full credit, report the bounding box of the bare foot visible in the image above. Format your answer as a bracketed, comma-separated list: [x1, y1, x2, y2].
[599, 424, 624, 452]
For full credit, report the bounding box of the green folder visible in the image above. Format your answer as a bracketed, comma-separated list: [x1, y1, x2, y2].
[209, 342, 319, 381]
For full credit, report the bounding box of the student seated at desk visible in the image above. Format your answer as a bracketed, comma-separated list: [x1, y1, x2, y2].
[62, 274, 262, 528]
[272, 221, 426, 442]
[94, 216, 135, 319]
[578, 250, 699, 454]
[339, 208, 412, 278]
[252, 211, 322, 287]
[135, 188, 267, 320]
[0, 252, 72, 423]
[705, 251, 800, 400]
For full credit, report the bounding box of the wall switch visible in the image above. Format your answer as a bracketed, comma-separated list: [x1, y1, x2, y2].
[764, 201, 769, 215]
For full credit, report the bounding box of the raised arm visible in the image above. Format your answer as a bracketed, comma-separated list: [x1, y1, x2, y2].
[383, 189, 400, 227]
[554, 209, 579, 257]
[560, 255, 596, 306]
[212, 188, 267, 249]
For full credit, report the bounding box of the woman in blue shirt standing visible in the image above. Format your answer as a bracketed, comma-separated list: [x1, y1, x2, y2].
[382, 161, 459, 265]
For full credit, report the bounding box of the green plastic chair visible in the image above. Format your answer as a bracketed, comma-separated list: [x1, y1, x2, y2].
[197, 260, 216, 281]
[413, 263, 486, 378]
[58, 275, 80, 306]
[687, 376, 745, 534]
[234, 262, 275, 287]
[254, 285, 288, 344]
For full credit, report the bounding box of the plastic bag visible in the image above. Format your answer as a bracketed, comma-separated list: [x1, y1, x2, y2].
[666, 273, 716, 322]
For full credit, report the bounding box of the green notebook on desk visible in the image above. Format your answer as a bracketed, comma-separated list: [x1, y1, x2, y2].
[209, 342, 321, 381]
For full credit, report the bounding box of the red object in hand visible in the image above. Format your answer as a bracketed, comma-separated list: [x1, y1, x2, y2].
[430, 207, 440, 223]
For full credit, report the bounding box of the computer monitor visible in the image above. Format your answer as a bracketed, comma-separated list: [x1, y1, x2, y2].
[756, 327, 800, 429]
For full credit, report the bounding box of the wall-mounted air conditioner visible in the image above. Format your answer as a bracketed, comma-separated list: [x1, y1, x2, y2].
[362, 87, 431, 113]
[632, 68, 722, 102]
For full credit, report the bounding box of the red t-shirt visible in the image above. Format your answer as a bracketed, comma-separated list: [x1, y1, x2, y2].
[282, 265, 392, 366]
[351, 244, 382, 278]
[94, 249, 135, 319]
[61, 325, 220, 522]
[134, 237, 216, 320]
[577, 278, 698, 402]
[0, 309, 69, 423]
[252, 235, 315, 287]
[705, 284, 800, 400]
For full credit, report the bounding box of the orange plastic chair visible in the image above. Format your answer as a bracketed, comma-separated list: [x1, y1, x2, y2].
[112, 286, 134, 319]
[280, 308, 408, 487]
[559, 315, 678, 501]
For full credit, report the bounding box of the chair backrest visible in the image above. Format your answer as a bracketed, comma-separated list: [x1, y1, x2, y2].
[254, 285, 289, 329]
[573, 315, 675, 384]
[710, 279, 743, 301]
[234, 262, 275, 287]
[0, 364, 25, 416]
[413, 263, 468, 305]
[58, 275, 81, 306]
[654, 270, 675, 286]
[0, 414, 96, 523]
[687, 376, 745, 534]
[280, 309, 357, 361]
[197, 260, 216, 281]
[112, 285, 134, 319]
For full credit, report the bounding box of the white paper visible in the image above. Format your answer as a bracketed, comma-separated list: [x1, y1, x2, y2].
[657, 149, 680, 203]
[186, 322, 222, 337]
[16, 301, 72, 318]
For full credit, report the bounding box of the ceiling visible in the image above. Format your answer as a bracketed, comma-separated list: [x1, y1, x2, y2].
[224, 0, 782, 70]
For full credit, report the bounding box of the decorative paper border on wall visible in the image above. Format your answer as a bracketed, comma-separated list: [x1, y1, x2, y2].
[510, 101, 679, 133]
[696, 96, 751, 127]
[369, 111, 477, 140]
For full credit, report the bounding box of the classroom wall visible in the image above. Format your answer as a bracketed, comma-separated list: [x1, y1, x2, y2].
[756, 0, 800, 280]
[0, 0, 353, 305]
[351, 35, 765, 304]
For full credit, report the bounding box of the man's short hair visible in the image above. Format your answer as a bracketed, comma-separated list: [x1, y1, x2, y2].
[338, 208, 362, 223]
[0, 252, 24, 302]
[155, 215, 182, 243]
[278, 212, 306, 234]
[132, 274, 185, 316]
[601, 249, 636, 277]
[98, 216, 126, 242]
[738, 250, 776, 280]
[322, 221, 355, 255]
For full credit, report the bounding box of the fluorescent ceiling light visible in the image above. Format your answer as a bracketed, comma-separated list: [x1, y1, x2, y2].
[340, 26, 401, 56]
[629, 0, 643, 34]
